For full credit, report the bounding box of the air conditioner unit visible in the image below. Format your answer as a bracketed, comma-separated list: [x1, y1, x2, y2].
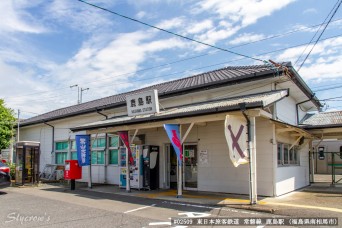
[55, 170, 64, 180]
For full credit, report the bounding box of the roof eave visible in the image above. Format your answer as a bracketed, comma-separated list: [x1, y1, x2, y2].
[70, 101, 264, 132]
[20, 69, 280, 128]
[286, 64, 322, 108]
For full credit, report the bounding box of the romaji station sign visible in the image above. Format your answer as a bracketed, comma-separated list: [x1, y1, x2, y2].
[126, 89, 160, 116]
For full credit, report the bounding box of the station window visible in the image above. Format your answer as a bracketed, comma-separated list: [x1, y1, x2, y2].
[70, 140, 77, 160]
[55, 141, 68, 164]
[277, 143, 299, 166]
[91, 137, 105, 165]
[109, 136, 120, 165]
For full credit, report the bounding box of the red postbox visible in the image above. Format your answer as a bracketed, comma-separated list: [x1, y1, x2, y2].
[64, 160, 82, 180]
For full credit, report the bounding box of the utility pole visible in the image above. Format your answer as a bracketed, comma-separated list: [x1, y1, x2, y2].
[80, 88, 89, 104]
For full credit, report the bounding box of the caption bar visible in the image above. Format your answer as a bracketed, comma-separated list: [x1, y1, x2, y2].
[171, 217, 338, 226]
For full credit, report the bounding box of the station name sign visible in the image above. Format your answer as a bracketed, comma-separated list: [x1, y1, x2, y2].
[126, 90, 159, 117]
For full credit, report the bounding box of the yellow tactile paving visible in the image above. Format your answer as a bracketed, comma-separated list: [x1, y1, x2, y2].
[261, 202, 342, 213]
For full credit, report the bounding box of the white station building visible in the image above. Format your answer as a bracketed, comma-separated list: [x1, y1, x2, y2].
[18, 62, 324, 197]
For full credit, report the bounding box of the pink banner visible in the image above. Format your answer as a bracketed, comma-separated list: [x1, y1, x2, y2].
[118, 131, 134, 165]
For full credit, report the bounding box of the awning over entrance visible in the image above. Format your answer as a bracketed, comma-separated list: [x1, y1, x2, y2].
[70, 89, 289, 134]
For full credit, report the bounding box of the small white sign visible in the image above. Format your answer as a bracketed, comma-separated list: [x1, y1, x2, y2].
[199, 150, 208, 165]
[126, 90, 159, 117]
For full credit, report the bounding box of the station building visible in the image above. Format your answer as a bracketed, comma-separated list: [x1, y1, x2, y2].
[18, 62, 322, 197]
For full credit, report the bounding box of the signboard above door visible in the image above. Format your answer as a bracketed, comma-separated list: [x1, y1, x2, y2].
[126, 89, 160, 117]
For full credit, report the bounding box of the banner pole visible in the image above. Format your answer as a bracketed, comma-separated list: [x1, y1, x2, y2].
[177, 125, 182, 198]
[126, 147, 131, 192]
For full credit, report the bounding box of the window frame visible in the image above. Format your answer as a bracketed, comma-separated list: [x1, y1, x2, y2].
[55, 141, 69, 164]
[108, 135, 120, 166]
[70, 140, 77, 160]
[277, 142, 300, 166]
[90, 137, 106, 165]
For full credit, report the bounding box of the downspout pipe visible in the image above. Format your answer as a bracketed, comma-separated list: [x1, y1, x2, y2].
[239, 103, 256, 205]
[296, 95, 315, 125]
[96, 110, 108, 119]
[44, 122, 55, 163]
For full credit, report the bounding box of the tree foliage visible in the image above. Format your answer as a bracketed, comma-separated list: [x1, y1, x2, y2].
[0, 99, 15, 150]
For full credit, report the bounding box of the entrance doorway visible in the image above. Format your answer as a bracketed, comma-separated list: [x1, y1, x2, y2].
[165, 144, 177, 189]
[164, 143, 198, 190]
[183, 144, 198, 190]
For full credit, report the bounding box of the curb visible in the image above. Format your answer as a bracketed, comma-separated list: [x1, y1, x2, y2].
[228, 204, 276, 214]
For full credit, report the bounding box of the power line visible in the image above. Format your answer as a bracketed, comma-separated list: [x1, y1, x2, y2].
[314, 84, 342, 92]
[294, 0, 340, 67]
[297, 0, 342, 71]
[6, 17, 342, 101]
[77, 0, 264, 63]
[8, 32, 342, 104]
[311, 82, 342, 88]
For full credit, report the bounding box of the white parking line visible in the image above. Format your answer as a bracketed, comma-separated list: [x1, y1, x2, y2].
[124, 204, 156, 213]
[164, 201, 259, 215]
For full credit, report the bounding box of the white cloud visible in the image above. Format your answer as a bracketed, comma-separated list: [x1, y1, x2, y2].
[156, 17, 185, 30]
[136, 11, 147, 19]
[0, 1, 46, 33]
[187, 19, 213, 34]
[277, 37, 342, 62]
[303, 8, 317, 14]
[229, 33, 266, 45]
[300, 58, 342, 80]
[273, 37, 342, 80]
[194, 26, 240, 51]
[193, 0, 295, 27]
[49, 31, 187, 103]
[45, 0, 115, 33]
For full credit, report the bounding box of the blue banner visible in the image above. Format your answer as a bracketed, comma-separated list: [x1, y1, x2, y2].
[76, 135, 90, 166]
[164, 124, 182, 165]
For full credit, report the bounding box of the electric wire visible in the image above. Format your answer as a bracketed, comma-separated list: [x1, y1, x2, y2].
[294, 0, 340, 67]
[77, 0, 265, 62]
[5, 18, 342, 101]
[314, 84, 342, 92]
[10, 32, 342, 104]
[297, 0, 342, 71]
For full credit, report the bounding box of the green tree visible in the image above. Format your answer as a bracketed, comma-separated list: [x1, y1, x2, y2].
[0, 99, 15, 150]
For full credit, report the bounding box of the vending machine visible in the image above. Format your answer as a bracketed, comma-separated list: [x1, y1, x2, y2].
[119, 145, 143, 189]
[142, 145, 159, 190]
[130, 145, 143, 189]
[119, 147, 127, 188]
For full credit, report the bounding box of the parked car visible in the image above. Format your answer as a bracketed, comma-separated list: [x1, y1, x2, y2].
[0, 161, 10, 188]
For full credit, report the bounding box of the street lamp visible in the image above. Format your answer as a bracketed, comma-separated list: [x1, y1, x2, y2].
[70, 84, 79, 104]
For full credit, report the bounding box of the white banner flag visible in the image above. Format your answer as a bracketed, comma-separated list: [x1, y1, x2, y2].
[224, 115, 249, 167]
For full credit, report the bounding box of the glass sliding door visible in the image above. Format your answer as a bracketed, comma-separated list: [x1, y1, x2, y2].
[183, 144, 198, 190]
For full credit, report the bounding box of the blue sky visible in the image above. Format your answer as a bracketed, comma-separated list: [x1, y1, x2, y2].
[1, 0, 342, 119]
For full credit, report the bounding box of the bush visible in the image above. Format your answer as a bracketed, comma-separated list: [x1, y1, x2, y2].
[5, 162, 16, 180]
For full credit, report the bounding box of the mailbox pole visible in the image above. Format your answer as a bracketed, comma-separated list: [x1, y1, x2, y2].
[71, 179, 76, 190]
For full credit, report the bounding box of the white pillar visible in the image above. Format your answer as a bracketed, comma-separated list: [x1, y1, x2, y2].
[249, 116, 257, 204]
[126, 147, 131, 192]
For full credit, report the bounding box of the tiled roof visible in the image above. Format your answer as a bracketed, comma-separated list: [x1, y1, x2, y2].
[71, 89, 289, 132]
[301, 111, 342, 128]
[21, 64, 280, 127]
